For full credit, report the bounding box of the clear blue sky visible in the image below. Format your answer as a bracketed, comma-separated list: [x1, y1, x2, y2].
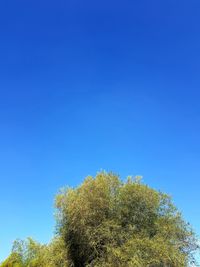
[0, 0, 200, 261]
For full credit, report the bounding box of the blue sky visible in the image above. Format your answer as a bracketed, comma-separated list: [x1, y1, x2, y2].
[0, 0, 200, 261]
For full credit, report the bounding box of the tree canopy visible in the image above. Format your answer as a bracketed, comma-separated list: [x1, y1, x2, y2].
[0, 237, 68, 267]
[1, 172, 198, 267]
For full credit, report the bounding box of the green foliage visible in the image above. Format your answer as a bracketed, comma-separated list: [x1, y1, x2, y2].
[46, 237, 69, 267]
[56, 172, 198, 267]
[0, 237, 69, 267]
[1, 171, 198, 267]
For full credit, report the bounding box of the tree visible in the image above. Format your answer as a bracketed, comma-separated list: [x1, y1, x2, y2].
[1, 171, 198, 266]
[0, 238, 44, 267]
[55, 171, 198, 267]
[0, 237, 69, 267]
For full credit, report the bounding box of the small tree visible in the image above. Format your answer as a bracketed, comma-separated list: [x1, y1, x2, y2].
[0, 237, 69, 267]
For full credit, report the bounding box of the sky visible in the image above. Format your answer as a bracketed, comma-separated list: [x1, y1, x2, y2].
[0, 0, 200, 262]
